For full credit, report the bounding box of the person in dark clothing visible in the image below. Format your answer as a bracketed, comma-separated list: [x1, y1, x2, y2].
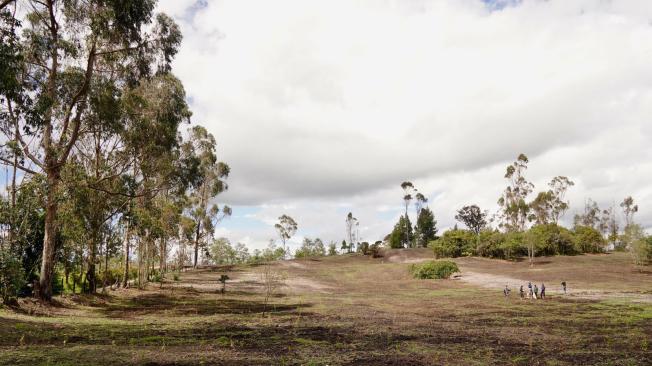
[519, 285, 524, 299]
[533, 284, 539, 299]
[540, 283, 546, 299]
[503, 285, 511, 297]
[561, 281, 567, 294]
[527, 282, 533, 299]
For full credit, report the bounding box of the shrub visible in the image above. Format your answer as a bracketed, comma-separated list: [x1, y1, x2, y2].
[622, 225, 651, 265]
[476, 230, 507, 258]
[573, 226, 606, 254]
[0, 249, 25, 304]
[370, 242, 383, 258]
[410, 260, 459, 279]
[173, 273, 180, 281]
[357, 242, 370, 255]
[527, 224, 576, 256]
[500, 232, 526, 260]
[151, 271, 163, 283]
[429, 229, 476, 258]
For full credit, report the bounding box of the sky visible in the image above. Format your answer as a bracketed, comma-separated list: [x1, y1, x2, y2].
[156, 0, 652, 253]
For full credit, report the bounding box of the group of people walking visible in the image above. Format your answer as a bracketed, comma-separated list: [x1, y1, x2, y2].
[503, 281, 567, 300]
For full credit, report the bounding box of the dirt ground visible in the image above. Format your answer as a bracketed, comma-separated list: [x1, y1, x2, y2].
[0, 250, 650, 365]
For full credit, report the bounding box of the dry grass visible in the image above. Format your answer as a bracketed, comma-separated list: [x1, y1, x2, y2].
[1, 250, 650, 365]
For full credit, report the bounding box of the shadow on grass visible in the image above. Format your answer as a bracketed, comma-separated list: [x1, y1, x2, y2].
[99, 291, 307, 318]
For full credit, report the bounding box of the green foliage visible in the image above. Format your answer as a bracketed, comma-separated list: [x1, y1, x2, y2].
[356, 241, 370, 255]
[327, 241, 337, 256]
[209, 238, 250, 265]
[622, 224, 651, 265]
[475, 230, 508, 258]
[295, 238, 326, 258]
[415, 207, 438, 247]
[454, 205, 487, 234]
[572, 225, 606, 254]
[499, 232, 526, 260]
[389, 215, 413, 249]
[250, 241, 286, 264]
[410, 260, 459, 279]
[151, 271, 163, 283]
[173, 273, 180, 281]
[429, 229, 476, 258]
[526, 224, 576, 256]
[0, 248, 25, 303]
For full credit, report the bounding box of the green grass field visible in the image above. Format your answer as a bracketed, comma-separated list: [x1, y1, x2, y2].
[1, 250, 650, 365]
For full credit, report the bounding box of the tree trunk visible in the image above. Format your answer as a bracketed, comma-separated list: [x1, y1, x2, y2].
[159, 238, 166, 274]
[38, 171, 60, 301]
[103, 238, 109, 292]
[122, 224, 130, 288]
[193, 221, 201, 268]
[404, 203, 410, 248]
[86, 235, 97, 293]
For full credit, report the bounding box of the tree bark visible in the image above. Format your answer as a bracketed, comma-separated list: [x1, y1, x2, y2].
[193, 221, 201, 268]
[122, 223, 130, 288]
[86, 234, 97, 293]
[37, 171, 60, 301]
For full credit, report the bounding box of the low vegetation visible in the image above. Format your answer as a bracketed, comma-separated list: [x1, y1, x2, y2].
[0, 252, 650, 365]
[410, 260, 459, 279]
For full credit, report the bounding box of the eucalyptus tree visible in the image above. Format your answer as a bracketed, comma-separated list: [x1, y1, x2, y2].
[620, 196, 638, 228]
[497, 154, 534, 232]
[183, 126, 231, 268]
[573, 199, 600, 229]
[415, 192, 427, 216]
[275, 214, 297, 257]
[0, 0, 182, 300]
[345, 212, 358, 253]
[548, 176, 574, 223]
[400, 181, 415, 246]
[122, 74, 193, 286]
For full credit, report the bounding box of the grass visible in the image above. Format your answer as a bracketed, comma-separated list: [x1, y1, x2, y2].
[0, 250, 651, 365]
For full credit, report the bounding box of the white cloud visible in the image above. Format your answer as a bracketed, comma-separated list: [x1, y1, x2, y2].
[157, 0, 652, 249]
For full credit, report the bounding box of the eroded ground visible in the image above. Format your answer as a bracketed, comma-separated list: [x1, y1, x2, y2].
[0, 251, 650, 365]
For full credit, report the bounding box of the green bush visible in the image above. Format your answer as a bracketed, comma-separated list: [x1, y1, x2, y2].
[410, 260, 460, 279]
[573, 226, 606, 254]
[357, 242, 370, 255]
[622, 225, 651, 265]
[429, 229, 476, 258]
[173, 273, 180, 281]
[370, 242, 383, 258]
[499, 232, 526, 260]
[151, 271, 163, 283]
[476, 230, 507, 258]
[0, 249, 25, 304]
[527, 224, 576, 256]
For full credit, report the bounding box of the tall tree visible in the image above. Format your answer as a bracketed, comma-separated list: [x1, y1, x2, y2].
[345, 212, 358, 253]
[400, 181, 414, 247]
[528, 191, 553, 225]
[415, 207, 438, 247]
[0, 0, 181, 301]
[573, 199, 600, 229]
[455, 205, 487, 235]
[389, 215, 413, 249]
[620, 196, 638, 228]
[183, 126, 231, 268]
[497, 154, 534, 232]
[548, 176, 574, 223]
[274, 214, 297, 258]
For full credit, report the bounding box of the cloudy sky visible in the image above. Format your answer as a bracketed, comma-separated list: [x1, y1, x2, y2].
[157, 0, 652, 252]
